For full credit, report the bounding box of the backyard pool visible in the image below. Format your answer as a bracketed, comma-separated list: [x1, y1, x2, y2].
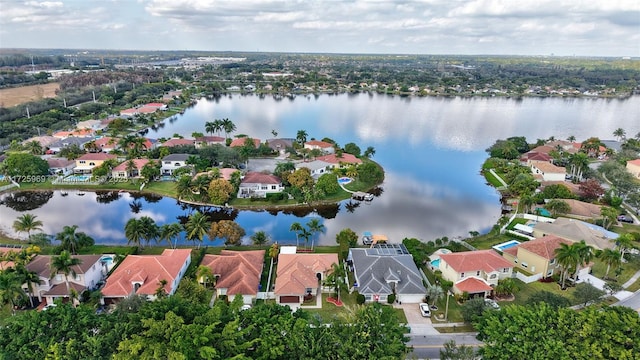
[64, 175, 91, 182]
[430, 258, 440, 268]
[100, 254, 116, 271]
[338, 177, 353, 185]
[493, 240, 521, 252]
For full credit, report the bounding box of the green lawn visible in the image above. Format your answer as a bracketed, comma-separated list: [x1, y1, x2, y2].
[467, 233, 513, 250]
[508, 279, 578, 306]
[590, 255, 640, 286]
[304, 293, 407, 324]
[483, 169, 504, 188]
[626, 279, 640, 292]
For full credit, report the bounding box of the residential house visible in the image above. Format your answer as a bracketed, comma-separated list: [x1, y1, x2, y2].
[520, 151, 553, 165]
[160, 138, 195, 147]
[438, 250, 513, 298]
[529, 160, 567, 182]
[304, 140, 335, 154]
[274, 249, 338, 307]
[314, 153, 362, 169]
[502, 235, 574, 278]
[52, 129, 95, 139]
[111, 159, 151, 179]
[46, 157, 75, 176]
[47, 136, 94, 154]
[558, 199, 603, 220]
[92, 137, 119, 153]
[626, 159, 640, 180]
[101, 249, 192, 304]
[230, 137, 261, 148]
[162, 90, 182, 103]
[26, 254, 104, 305]
[532, 217, 617, 250]
[143, 102, 168, 111]
[161, 154, 190, 176]
[119, 108, 139, 117]
[0, 247, 19, 270]
[24, 136, 58, 148]
[76, 119, 106, 131]
[295, 159, 332, 178]
[265, 138, 294, 155]
[200, 250, 265, 304]
[195, 136, 225, 148]
[238, 172, 284, 198]
[348, 244, 427, 303]
[74, 153, 117, 174]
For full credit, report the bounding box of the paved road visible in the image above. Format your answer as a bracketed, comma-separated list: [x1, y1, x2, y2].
[614, 290, 640, 313]
[407, 334, 482, 359]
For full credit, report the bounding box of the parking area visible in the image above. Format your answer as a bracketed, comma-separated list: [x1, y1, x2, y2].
[395, 303, 440, 335]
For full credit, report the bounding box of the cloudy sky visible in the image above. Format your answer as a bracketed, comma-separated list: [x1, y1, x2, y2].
[1, 0, 638, 56]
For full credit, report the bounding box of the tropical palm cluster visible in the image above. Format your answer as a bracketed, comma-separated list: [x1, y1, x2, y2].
[289, 219, 326, 251]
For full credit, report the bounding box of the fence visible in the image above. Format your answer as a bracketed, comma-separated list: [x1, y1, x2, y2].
[257, 292, 275, 300]
[512, 271, 542, 284]
[521, 213, 555, 223]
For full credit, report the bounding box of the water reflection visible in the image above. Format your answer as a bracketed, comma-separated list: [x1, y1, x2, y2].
[1, 191, 54, 211]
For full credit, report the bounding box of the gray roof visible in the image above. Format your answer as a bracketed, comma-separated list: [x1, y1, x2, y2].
[48, 137, 94, 148]
[349, 248, 426, 297]
[162, 153, 191, 162]
[533, 217, 616, 250]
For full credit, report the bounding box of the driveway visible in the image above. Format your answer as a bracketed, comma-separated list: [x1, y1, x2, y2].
[395, 303, 439, 336]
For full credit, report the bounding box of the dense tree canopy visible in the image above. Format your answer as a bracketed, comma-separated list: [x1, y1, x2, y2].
[0, 152, 49, 177]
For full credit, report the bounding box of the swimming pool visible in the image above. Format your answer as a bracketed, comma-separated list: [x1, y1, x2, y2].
[338, 177, 353, 184]
[430, 259, 440, 268]
[493, 240, 521, 252]
[65, 175, 91, 182]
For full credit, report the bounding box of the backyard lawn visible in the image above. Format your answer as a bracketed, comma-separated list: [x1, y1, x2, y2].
[304, 293, 407, 324]
[508, 279, 578, 306]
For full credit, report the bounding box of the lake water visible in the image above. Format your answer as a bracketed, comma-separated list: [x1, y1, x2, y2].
[1, 94, 638, 246]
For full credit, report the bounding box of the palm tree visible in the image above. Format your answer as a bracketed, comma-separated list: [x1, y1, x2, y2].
[616, 234, 637, 263]
[250, 231, 269, 246]
[125, 160, 137, 178]
[326, 262, 347, 303]
[299, 228, 312, 250]
[213, 119, 225, 136]
[13, 263, 41, 308]
[50, 251, 82, 304]
[296, 130, 308, 145]
[568, 152, 589, 181]
[154, 279, 168, 298]
[204, 121, 216, 136]
[545, 199, 570, 217]
[363, 146, 376, 158]
[159, 223, 183, 249]
[13, 213, 43, 240]
[519, 194, 536, 214]
[0, 271, 27, 314]
[306, 218, 325, 251]
[125, 218, 145, 249]
[426, 285, 444, 307]
[572, 240, 594, 281]
[289, 222, 303, 247]
[613, 128, 626, 141]
[26, 140, 43, 155]
[185, 211, 211, 248]
[196, 265, 214, 288]
[598, 248, 622, 280]
[176, 176, 193, 199]
[566, 135, 576, 143]
[55, 225, 94, 254]
[138, 216, 159, 247]
[555, 243, 579, 289]
[222, 118, 236, 139]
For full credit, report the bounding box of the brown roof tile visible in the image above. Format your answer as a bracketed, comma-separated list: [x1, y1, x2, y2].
[439, 250, 513, 273]
[201, 250, 265, 296]
[274, 253, 338, 295]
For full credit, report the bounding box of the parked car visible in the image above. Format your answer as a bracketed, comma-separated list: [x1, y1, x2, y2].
[240, 304, 252, 311]
[618, 215, 634, 223]
[419, 303, 431, 317]
[484, 298, 500, 310]
[42, 303, 57, 311]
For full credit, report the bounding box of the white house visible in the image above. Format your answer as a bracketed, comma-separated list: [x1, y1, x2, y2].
[304, 140, 335, 154]
[295, 160, 332, 178]
[161, 154, 190, 176]
[25, 255, 105, 306]
[238, 172, 284, 198]
[529, 160, 567, 182]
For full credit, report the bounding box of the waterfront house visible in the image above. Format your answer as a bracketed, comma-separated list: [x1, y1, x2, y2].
[238, 172, 284, 198]
[74, 153, 117, 174]
[348, 244, 427, 304]
[46, 157, 76, 176]
[111, 159, 151, 179]
[161, 154, 191, 176]
[529, 160, 567, 182]
[199, 250, 265, 304]
[314, 153, 362, 169]
[265, 138, 294, 155]
[274, 249, 338, 308]
[26, 254, 104, 306]
[532, 217, 617, 250]
[295, 160, 332, 178]
[101, 249, 191, 304]
[438, 250, 513, 298]
[304, 140, 335, 154]
[230, 137, 260, 148]
[195, 136, 225, 148]
[502, 235, 574, 279]
[160, 138, 195, 147]
[92, 137, 119, 153]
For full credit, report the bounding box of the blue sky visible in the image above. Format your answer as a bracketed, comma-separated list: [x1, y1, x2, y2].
[1, 0, 639, 56]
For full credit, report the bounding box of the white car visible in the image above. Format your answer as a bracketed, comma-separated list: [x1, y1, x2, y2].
[240, 304, 252, 311]
[419, 303, 431, 317]
[484, 298, 500, 309]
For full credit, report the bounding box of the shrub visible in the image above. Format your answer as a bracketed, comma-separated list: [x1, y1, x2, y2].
[355, 292, 366, 305]
[387, 294, 396, 304]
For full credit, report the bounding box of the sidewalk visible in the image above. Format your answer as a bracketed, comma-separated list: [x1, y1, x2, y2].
[622, 270, 640, 289]
[577, 274, 633, 301]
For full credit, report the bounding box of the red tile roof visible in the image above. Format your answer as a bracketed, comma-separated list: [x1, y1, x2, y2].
[161, 138, 195, 147]
[315, 153, 362, 165]
[77, 153, 117, 161]
[304, 140, 334, 149]
[144, 103, 165, 108]
[274, 253, 338, 295]
[101, 249, 191, 298]
[196, 136, 225, 143]
[241, 172, 281, 184]
[455, 277, 493, 293]
[628, 159, 640, 166]
[509, 235, 572, 260]
[201, 250, 265, 296]
[94, 137, 118, 148]
[112, 159, 150, 172]
[439, 250, 513, 273]
[230, 138, 260, 148]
